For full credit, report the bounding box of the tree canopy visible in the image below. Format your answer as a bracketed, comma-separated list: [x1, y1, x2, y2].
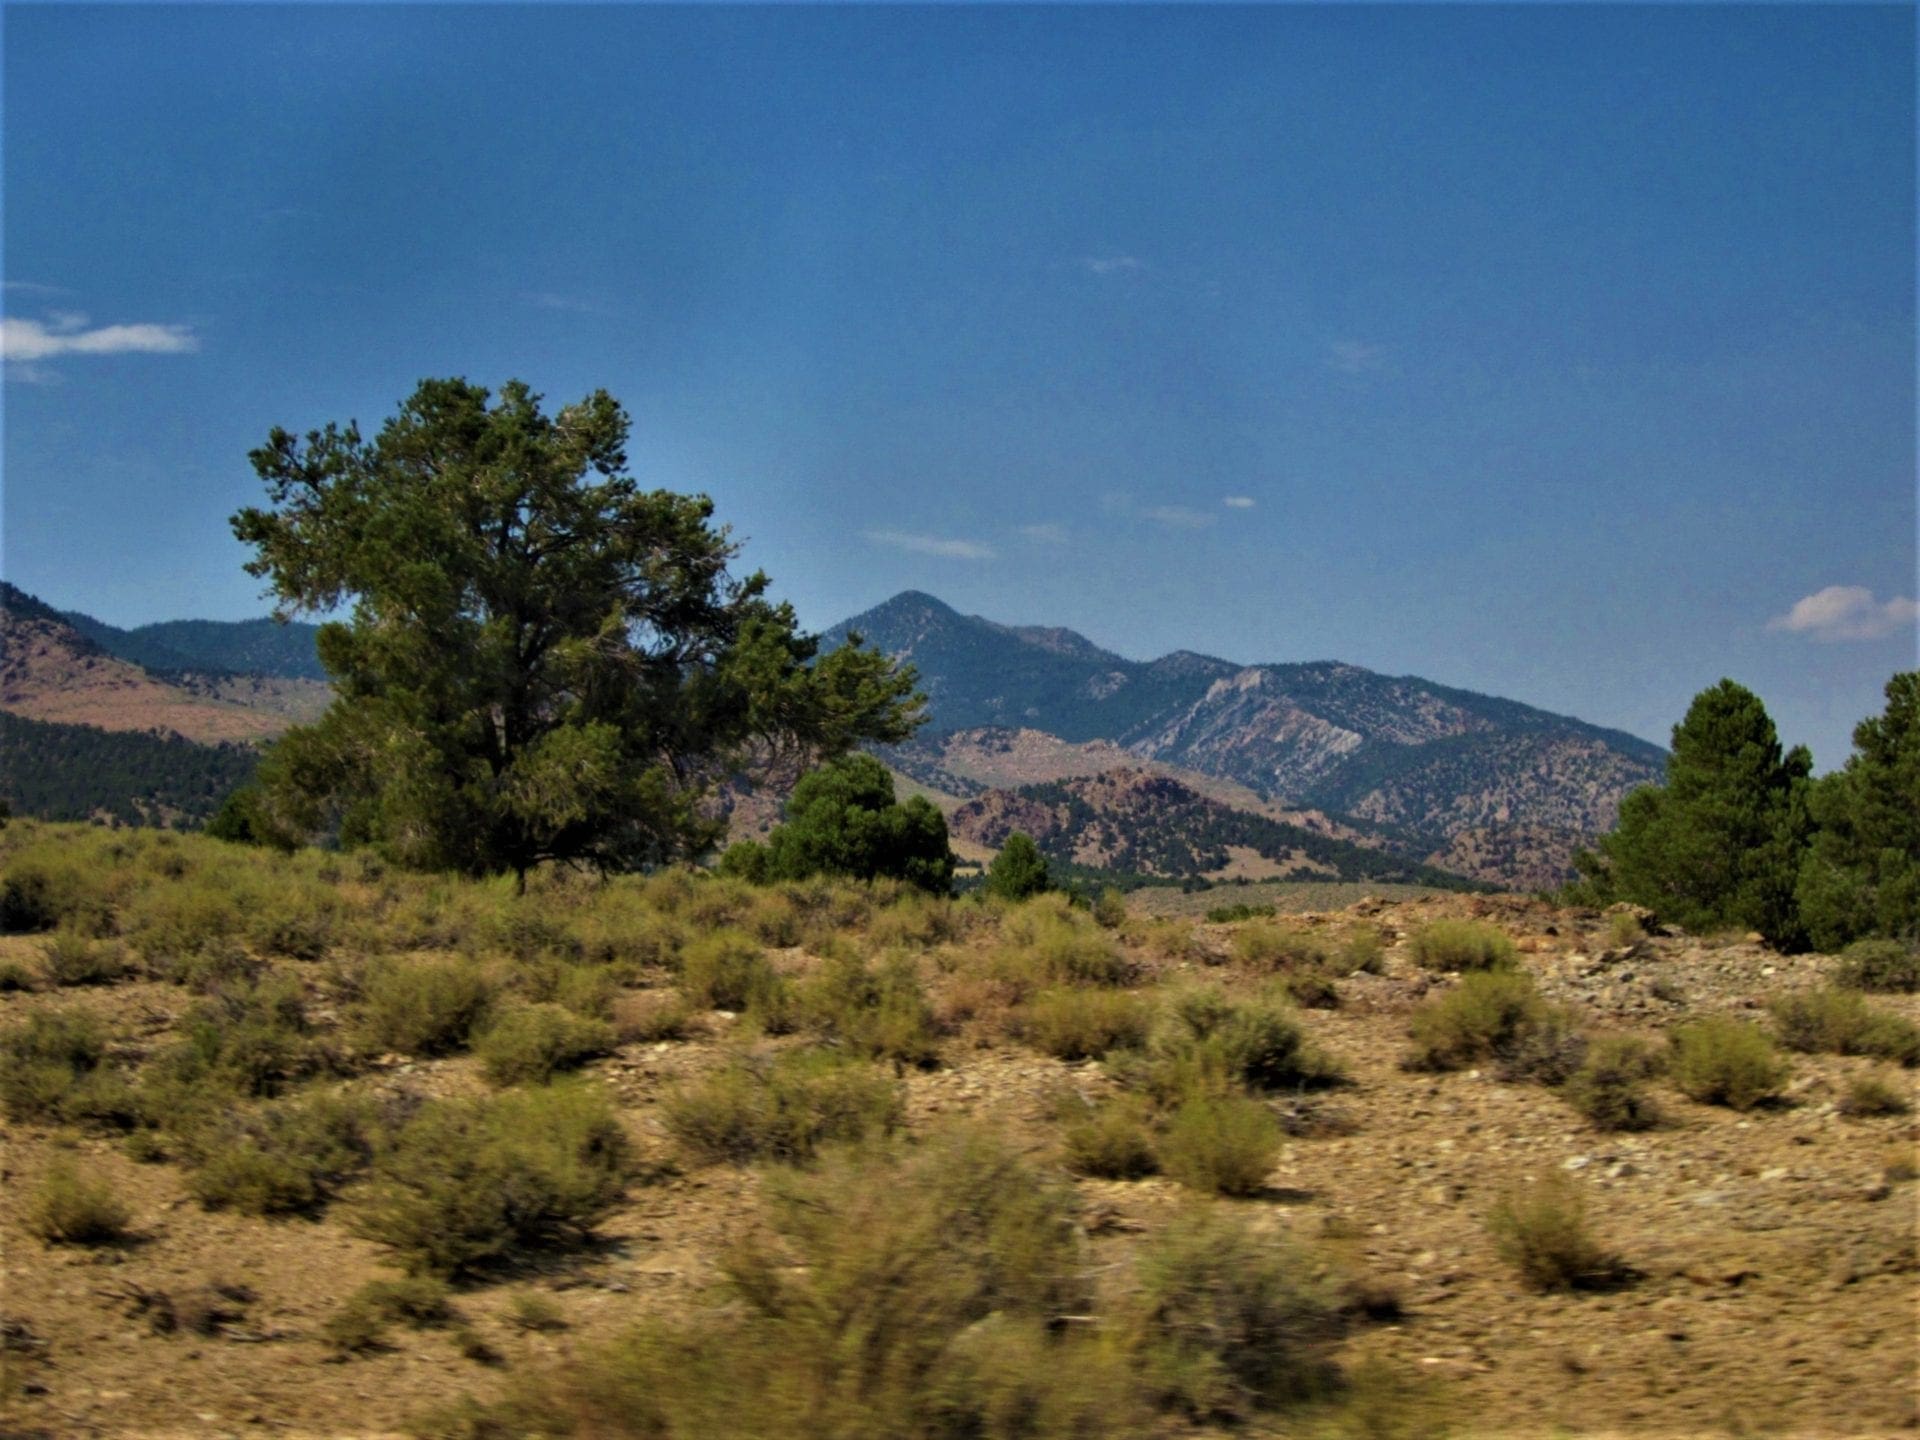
[724, 754, 954, 892]
[230, 378, 923, 879]
[984, 831, 1052, 901]
[1573, 679, 1811, 947]
[1795, 672, 1920, 950]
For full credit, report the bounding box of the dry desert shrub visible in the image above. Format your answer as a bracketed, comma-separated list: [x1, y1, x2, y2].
[358, 956, 496, 1057]
[351, 1082, 630, 1277]
[1668, 1017, 1791, 1110]
[1403, 970, 1584, 1081]
[662, 1048, 903, 1165]
[1232, 922, 1330, 970]
[1561, 1034, 1666, 1131]
[1769, 985, 1920, 1065]
[1408, 918, 1517, 972]
[1834, 938, 1920, 994]
[1485, 1175, 1623, 1292]
[1156, 1094, 1282, 1197]
[1839, 1072, 1912, 1118]
[1020, 986, 1154, 1061]
[475, 1003, 617, 1087]
[795, 948, 943, 1067]
[1057, 1092, 1160, 1179]
[25, 1160, 131, 1245]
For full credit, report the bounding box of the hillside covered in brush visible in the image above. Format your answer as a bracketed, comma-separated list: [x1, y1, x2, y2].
[949, 768, 1483, 889]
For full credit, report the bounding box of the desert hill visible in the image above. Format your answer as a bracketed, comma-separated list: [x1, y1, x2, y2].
[0, 585, 287, 745]
[949, 766, 1481, 888]
[829, 591, 1667, 886]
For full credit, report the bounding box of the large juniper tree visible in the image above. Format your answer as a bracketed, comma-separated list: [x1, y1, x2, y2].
[231, 378, 922, 881]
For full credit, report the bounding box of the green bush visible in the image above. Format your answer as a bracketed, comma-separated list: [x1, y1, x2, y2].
[1057, 1093, 1160, 1179]
[352, 1083, 630, 1277]
[25, 1160, 131, 1245]
[663, 1049, 902, 1165]
[1834, 939, 1920, 994]
[995, 901, 1133, 989]
[1157, 1095, 1282, 1196]
[1232, 923, 1329, 970]
[476, 1004, 616, 1087]
[677, 930, 784, 1013]
[1408, 919, 1517, 972]
[796, 950, 942, 1067]
[359, 958, 495, 1057]
[0, 1009, 135, 1127]
[185, 1091, 395, 1216]
[611, 991, 695, 1044]
[1336, 927, 1386, 975]
[1669, 1017, 1791, 1110]
[41, 929, 131, 986]
[1129, 987, 1345, 1100]
[1127, 1211, 1344, 1420]
[1283, 971, 1342, 1010]
[474, 1131, 1118, 1440]
[1021, 987, 1153, 1061]
[0, 959, 35, 992]
[246, 888, 336, 960]
[122, 880, 244, 962]
[505, 1292, 567, 1334]
[323, 1274, 456, 1354]
[1404, 971, 1585, 1081]
[984, 832, 1052, 901]
[0, 848, 114, 935]
[1092, 888, 1129, 929]
[1770, 986, 1920, 1066]
[1486, 1176, 1619, 1291]
[148, 976, 321, 1098]
[1839, 1072, 1912, 1118]
[1561, 1035, 1665, 1131]
[1205, 903, 1276, 924]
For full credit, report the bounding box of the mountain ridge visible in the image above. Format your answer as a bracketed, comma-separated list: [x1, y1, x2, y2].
[826, 590, 1666, 885]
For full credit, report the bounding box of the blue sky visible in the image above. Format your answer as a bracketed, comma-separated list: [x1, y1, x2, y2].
[3, 3, 1914, 768]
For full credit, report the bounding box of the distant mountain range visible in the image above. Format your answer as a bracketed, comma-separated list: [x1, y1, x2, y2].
[1, 582, 1663, 887]
[828, 591, 1666, 888]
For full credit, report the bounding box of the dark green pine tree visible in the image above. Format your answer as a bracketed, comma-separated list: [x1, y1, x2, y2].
[754, 754, 955, 893]
[1796, 672, 1920, 950]
[1575, 679, 1812, 948]
[984, 831, 1052, 902]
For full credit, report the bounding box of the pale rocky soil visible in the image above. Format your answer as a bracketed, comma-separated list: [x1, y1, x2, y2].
[2, 895, 1915, 1440]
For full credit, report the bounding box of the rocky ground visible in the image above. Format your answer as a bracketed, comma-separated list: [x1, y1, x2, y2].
[2, 892, 1914, 1440]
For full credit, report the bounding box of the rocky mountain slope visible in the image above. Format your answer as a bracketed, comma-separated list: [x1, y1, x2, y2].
[829, 592, 1666, 886]
[948, 767, 1480, 888]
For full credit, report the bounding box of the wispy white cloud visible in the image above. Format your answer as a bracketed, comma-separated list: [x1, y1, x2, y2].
[1, 314, 199, 363]
[1080, 255, 1146, 277]
[1018, 523, 1069, 545]
[1223, 496, 1256, 509]
[1143, 505, 1215, 531]
[2, 280, 71, 296]
[1767, 585, 1919, 643]
[864, 528, 996, 561]
[1327, 339, 1385, 375]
